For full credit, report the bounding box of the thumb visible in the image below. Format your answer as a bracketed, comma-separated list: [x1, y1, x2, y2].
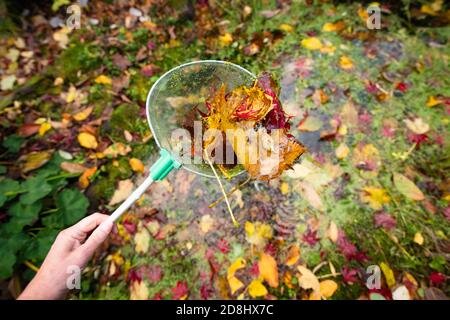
[79, 220, 114, 258]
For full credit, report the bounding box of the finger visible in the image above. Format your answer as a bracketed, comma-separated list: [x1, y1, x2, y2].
[55, 213, 109, 254]
[66, 213, 110, 241]
[78, 220, 113, 259]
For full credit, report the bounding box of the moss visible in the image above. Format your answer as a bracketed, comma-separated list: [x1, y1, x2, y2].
[109, 103, 143, 134]
[53, 42, 102, 82]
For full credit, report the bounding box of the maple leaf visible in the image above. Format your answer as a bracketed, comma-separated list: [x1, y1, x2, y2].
[217, 238, 230, 254]
[200, 283, 214, 300]
[341, 267, 359, 284]
[172, 281, 189, 300]
[302, 229, 319, 246]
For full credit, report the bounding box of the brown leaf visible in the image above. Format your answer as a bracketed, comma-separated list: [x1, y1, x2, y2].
[17, 124, 40, 137]
[60, 162, 88, 174]
[109, 179, 134, 206]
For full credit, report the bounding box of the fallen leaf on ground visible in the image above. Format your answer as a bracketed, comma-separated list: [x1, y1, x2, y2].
[247, 279, 268, 298]
[259, 252, 279, 288]
[134, 223, 150, 254]
[413, 232, 424, 245]
[129, 158, 144, 173]
[130, 280, 149, 300]
[404, 117, 429, 134]
[393, 173, 425, 201]
[335, 143, 350, 160]
[301, 37, 323, 50]
[380, 262, 396, 288]
[78, 132, 98, 149]
[227, 258, 246, 294]
[285, 244, 301, 266]
[73, 106, 93, 121]
[199, 214, 215, 234]
[297, 265, 320, 293]
[95, 75, 112, 85]
[361, 187, 390, 210]
[109, 179, 134, 206]
[79, 166, 97, 189]
[339, 56, 354, 70]
[21, 151, 52, 173]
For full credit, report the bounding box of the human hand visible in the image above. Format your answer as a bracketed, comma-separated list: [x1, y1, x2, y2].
[18, 213, 113, 300]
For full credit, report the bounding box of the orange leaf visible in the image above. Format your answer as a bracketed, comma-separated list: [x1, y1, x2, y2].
[285, 244, 301, 266]
[259, 252, 279, 288]
[79, 166, 97, 189]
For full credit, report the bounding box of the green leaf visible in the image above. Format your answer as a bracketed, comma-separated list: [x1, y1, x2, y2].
[369, 293, 386, 300]
[24, 229, 59, 261]
[429, 255, 446, 272]
[19, 175, 53, 205]
[4, 201, 42, 233]
[0, 165, 6, 175]
[2, 134, 24, 153]
[56, 188, 89, 226]
[0, 233, 29, 279]
[393, 173, 425, 201]
[0, 178, 21, 207]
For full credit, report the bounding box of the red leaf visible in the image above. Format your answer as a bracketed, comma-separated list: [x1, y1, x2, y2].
[341, 267, 359, 284]
[200, 283, 213, 300]
[429, 272, 446, 285]
[172, 281, 189, 300]
[217, 239, 230, 254]
[143, 265, 163, 283]
[249, 262, 260, 277]
[257, 72, 289, 130]
[395, 82, 408, 93]
[302, 229, 319, 246]
[374, 212, 397, 230]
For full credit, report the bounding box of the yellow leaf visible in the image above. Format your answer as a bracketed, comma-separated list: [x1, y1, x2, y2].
[247, 279, 268, 298]
[279, 24, 294, 33]
[218, 33, 233, 47]
[322, 21, 345, 32]
[285, 244, 300, 266]
[245, 221, 273, 248]
[297, 265, 320, 293]
[357, 6, 369, 21]
[380, 262, 396, 288]
[95, 75, 112, 85]
[21, 151, 52, 173]
[104, 142, 132, 157]
[361, 187, 390, 210]
[73, 106, 93, 121]
[413, 232, 424, 245]
[77, 132, 98, 149]
[79, 166, 97, 189]
[339, 56, 354, 70]
[335, 143, 350, 160]
[420, 0, 443, 16]
[129, 158, 145, 173]
[38, 122, 52, 136]
[134, 223, 150, 254]
[327, 221, 338, 243]
[130, 280, 149, 300]
[280, 182, 289, 195]
[227, 258, 246, 294]
[301, 37, 323, 50]
[319, 280, 338, 298]
[228, 258, 246, 278]
[66, 85, 78, 103]
[426, 96, 443, 107]
[199, 214, 215, 234]
[259, 252, 279, 288]
[228, 276, 244, 295]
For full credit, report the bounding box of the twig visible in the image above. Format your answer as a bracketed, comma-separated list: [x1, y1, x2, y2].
[209, 176, 251, 208]
[203, 150, 239, 227]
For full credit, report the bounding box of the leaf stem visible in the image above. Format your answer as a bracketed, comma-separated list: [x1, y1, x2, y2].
[203, 150, 239, 227]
